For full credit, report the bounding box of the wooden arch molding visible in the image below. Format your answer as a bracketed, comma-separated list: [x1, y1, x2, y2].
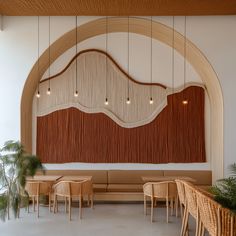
[21, 17, 223, 182]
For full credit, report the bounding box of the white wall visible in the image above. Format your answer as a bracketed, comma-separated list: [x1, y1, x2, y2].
[1, 16, 235, 175]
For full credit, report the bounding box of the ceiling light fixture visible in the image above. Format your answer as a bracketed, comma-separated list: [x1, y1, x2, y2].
[149, 16, 153, 105]
[104, 16, 109, 105]
[74, 16, 79, 97]
[47, 16, 51, 95]
[126, 16, 131, 105]
[36, 16, 40, 98]
[182, 16, 188, 105]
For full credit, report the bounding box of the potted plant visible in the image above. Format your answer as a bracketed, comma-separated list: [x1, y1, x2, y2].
[0, 140, 43, 221]
[211, 163, 236, 214]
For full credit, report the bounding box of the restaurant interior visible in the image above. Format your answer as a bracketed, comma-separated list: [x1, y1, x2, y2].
[0, 1, 236, 236]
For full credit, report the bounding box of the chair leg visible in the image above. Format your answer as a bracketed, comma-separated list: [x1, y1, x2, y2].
[33, 197, 35, 212]
[91, 194, 94, 209]
[151, 197, 154, 223]
[27, 199, 30, 213]
[69, 197, 71, 221]
[49, 194, 51, 212]
[171, 198, 174, 216]
[56, 197, 58, 213]
[182, 210, 189, 236]
[37, 196, 39, 218]
[144, 195, 147, 215]
[53, 195, 56, 213]
[79, 195, 82, 220]
[166, 197, 169, 223]
[180, 206, 187, 236]
[87, 195, 90, 206]
[176, 196, 179, 217]
[65, 197, 67, 213]
[180, 204, 183, 218]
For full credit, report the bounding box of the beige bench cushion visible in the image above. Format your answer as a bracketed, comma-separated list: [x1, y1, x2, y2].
[107, 184, 143, 192]
[163, 170, 212, 185]
[41, 170, 108, 184]
[108, 170, 164, 184]
[93, 184, 107, 192]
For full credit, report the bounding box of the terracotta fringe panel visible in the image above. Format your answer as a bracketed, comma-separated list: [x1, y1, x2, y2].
[37, 86, 206, 163]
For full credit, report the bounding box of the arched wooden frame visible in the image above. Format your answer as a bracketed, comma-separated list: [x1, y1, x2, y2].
[21, 17, 223, 182]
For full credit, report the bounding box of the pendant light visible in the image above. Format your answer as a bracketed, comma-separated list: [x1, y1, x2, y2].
[182, 16, 188, 105]
[149, 16, 153, 105]
[126, 16, 131, 105]
[74, 16, 79, 97]
[36, 16, 40, 98]
[104, 16, 109, 105]
[47, 16, 51, 95]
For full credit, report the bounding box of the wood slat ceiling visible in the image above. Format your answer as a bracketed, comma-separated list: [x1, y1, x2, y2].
[0, 0, 236, 16]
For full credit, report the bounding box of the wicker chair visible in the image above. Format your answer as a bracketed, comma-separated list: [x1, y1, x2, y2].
[175, 179, 187, 236]
[196, 189, 221, 236]
[81, 179, 94, 208]
[25, 181, 52, 217]
[220, 207, 235, 236]
[182, 181, 202, 236]
[53, 180, 93, 220]
[143, 181, 177, 223]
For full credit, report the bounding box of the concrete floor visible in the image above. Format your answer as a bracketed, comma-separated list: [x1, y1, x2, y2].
[0, 203, 197, 236]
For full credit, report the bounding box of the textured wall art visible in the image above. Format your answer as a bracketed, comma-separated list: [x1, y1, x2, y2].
[34, 49, 206, 163]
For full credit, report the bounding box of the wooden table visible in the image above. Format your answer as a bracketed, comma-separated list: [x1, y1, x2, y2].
[142, 176, 196, 183]
[59, 176, 92, 181]
[27, 175, 62, 182]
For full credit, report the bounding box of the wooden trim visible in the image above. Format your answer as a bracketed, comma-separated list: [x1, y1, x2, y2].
[1, 0, 236, 16]
[21, 17, 223, 182]
[40, 49, 167, 89]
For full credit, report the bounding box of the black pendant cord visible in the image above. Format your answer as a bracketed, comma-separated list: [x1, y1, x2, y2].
[105, 16, 108, 102]
[184, 16, 187, 91]
[150, 16, 153, 103]
[183, 16, 188, 105]
[75, 15, 78, 95]
[37, 16, 40, 97]
[172, 16, 175, 95]
[127, 16, 130, 102]
[48, 16, 51, 93]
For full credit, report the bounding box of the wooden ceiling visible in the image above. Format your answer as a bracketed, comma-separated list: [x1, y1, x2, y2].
[0, 0, 236, 16]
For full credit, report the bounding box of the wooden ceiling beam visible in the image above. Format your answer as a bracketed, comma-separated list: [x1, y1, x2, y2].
[0, 0, 236, 16]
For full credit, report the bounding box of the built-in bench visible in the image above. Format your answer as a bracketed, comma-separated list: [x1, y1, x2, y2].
[38, 170, 212, 201]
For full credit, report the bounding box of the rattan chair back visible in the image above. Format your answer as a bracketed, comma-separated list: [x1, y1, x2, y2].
[196, 189, 221, 236]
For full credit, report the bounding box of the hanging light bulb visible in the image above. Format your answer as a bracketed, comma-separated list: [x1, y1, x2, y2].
[74, 90, 78, 97]
[36, 16, 41, 99]
[149, 16, 154, 105]
[47, 16, 51, 96]
[149, 97, 153, 104]
[74, 16, 79, 97]
[47, 87, 51, 95]
[126, 16, 131, 106]
[104, 97, 109, 105]
[36, 90, 40, 98]
[182, 16, 188, 105]
[104, 16, 109, 106]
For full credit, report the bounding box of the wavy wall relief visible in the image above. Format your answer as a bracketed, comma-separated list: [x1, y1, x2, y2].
[34, 49, 206, 163]
[36, 49, 169, 128]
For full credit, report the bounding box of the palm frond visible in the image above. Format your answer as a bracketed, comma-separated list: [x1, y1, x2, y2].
[211, 163, 236, 214]
[0, 140, 43, 221]
[0, 194, 8, 222]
